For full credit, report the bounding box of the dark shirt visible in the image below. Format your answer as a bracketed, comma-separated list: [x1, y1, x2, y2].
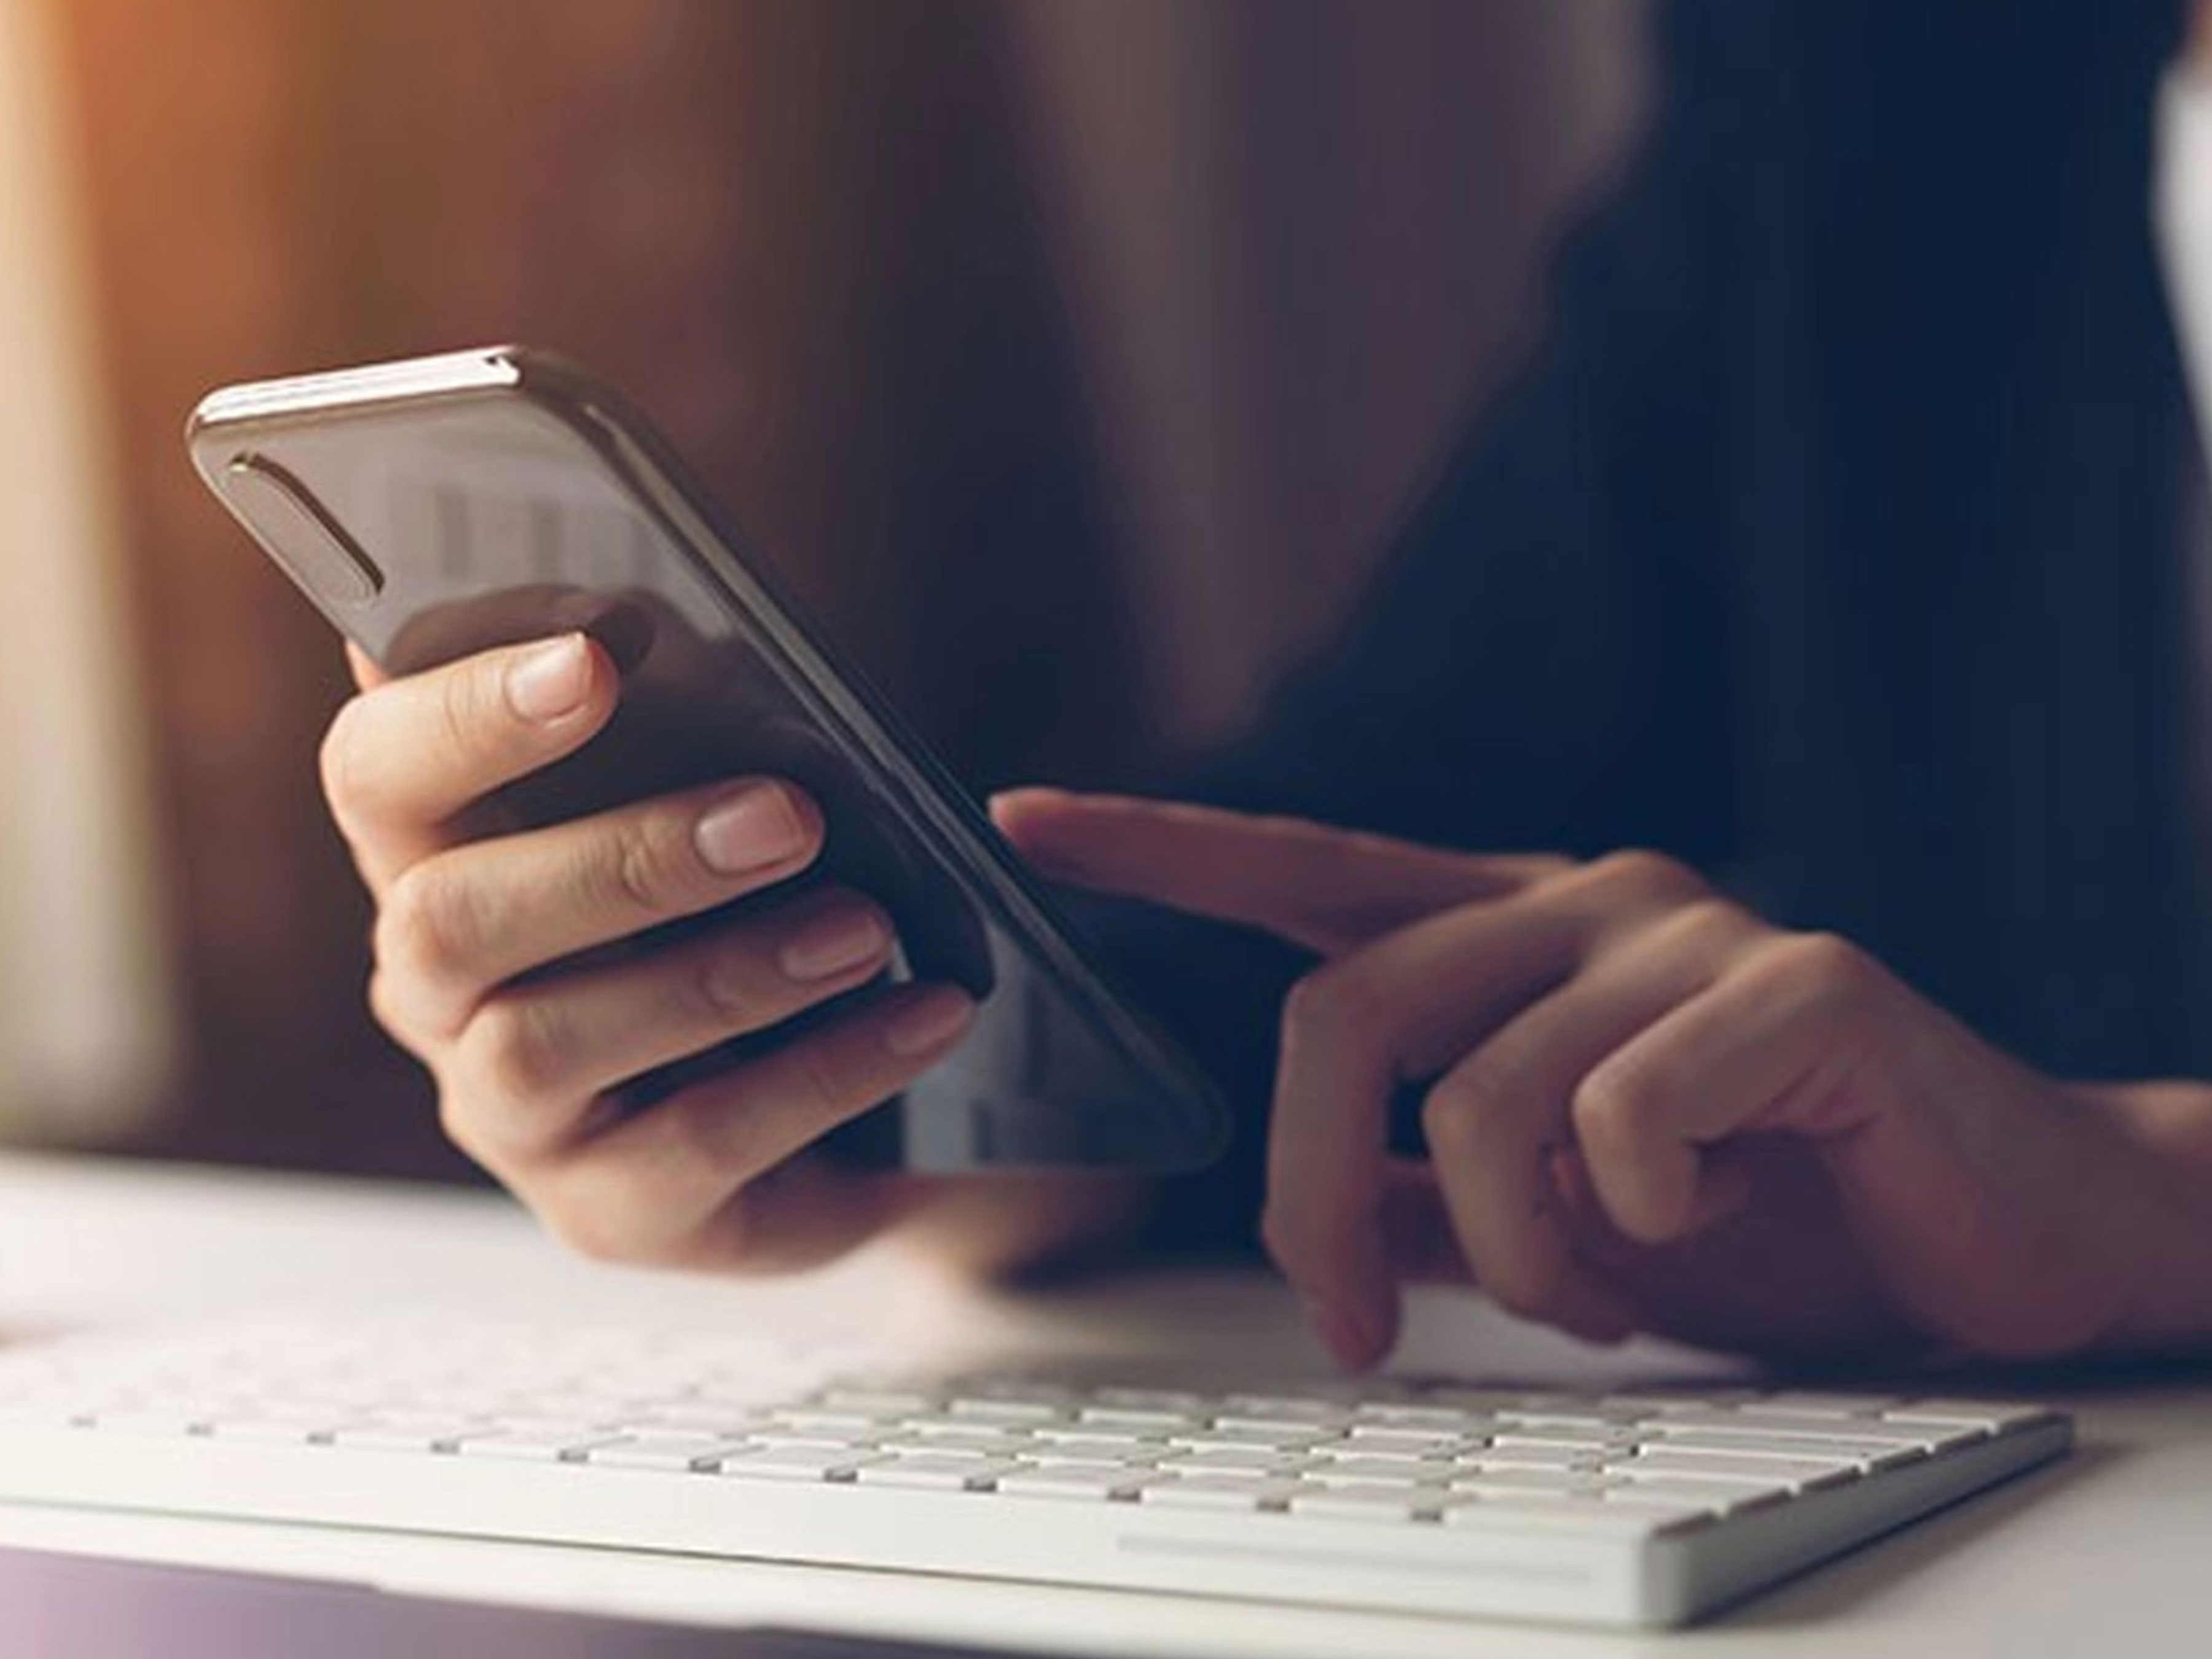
[1126, 0, 2208, 1249]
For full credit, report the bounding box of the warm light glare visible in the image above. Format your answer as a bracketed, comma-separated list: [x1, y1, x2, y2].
[0, 0, 175, 1140]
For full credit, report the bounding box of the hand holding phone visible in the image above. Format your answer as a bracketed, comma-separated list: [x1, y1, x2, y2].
[194, 347, 1225, 1274]
[323, 632, 1141, 1274]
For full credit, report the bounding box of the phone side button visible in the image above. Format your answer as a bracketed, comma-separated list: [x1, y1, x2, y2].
[224, 453, 385, 605]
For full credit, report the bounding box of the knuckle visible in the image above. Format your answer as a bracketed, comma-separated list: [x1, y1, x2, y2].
[1772, 930, 1880, 1007]
[1569, 1063, 1647, 1154]
[1281, 965, 1378, 1051]
[436, 659, 495, 765]
[1420, 1070, 1496, 1159]
[1585, 847, 1702, 904]
[688, 941, 756, 1023]
[465, 997, 570, 1110]
[590, 809, 708, 922]
[1666, 895, 1754, 949]
[786, 1036, 861, 1126]
[376, 863, 481, 991]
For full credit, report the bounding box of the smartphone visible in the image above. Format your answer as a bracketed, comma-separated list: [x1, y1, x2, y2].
[187, 345, 1229, 1173]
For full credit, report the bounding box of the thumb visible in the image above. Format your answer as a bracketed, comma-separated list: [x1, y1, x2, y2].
[991, 787, 1547, 955]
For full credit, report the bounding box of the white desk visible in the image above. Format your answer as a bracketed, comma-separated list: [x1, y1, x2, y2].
[0, 1151, 2205, 1657]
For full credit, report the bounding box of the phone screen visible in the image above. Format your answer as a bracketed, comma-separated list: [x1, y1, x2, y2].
[189, 350, 1228, 1174]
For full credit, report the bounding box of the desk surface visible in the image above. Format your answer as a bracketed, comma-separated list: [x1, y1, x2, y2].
[0, 1151, 2204, 1657]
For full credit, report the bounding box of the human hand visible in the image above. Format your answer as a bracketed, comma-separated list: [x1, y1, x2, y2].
[320, 634, 1123, 1276]
[995, 790, 2212, 1366]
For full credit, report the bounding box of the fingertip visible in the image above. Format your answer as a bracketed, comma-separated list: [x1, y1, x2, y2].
[988, 785, 1075, 822]
[882, 982, 978, 1059]
[1308, 1298, 1393, 1373]
[989, 785, 1081, 847]
[990, 787, 1096, 881]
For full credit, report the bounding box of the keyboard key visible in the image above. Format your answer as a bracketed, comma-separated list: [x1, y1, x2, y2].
[946, 1398, 1067, 1425]
[1749, 1392, 1898, 1418]
[1140, 1475, 1306, 1512]
[768, 1406, 906, 1430]
[1168, 1427, 1333, 1453]
[1484, 1424, 1640, 1451]
[587, 1437, 753, 1472]
[1648, 1410, 1966, 1449]
[1220, 1395, 1354, 1425]
[1018, 1451, 1159, 1477]
[622, 1408, 761, 1436]
[1078, 1406, 1204, 1430]
[1090, 1388, 1210, 1413]
[1304, 1457, 1450, 1485]
[1402, 1388, 1531, 1413]
[816, 1387, 941, 1414]
[1342, 1428, 1466, 1456]
[1030, 1425, 1168, 1453]
[1158, 1448, 1316, 1476]
[1881, 1400, 2056, 1434]
[1649, 1429, 1926, 1470]
[878, 1428, 1032, 1457]
[748, 1428, 883, 1452]
[1288, 1484, 1449, 1522]
[82, 1409, 214, 1438]
[1460, 1442, 1604, 1471]
[1618, 1450, 1857, 1491]
[1453, 1468, 1623, 1498]
[211, 1418, 348, 1446]
[857, 1455, 1021, 1492]
[943, 1379, 1079, 1407]
[997, 1467, 1151, 1501]
[1601, 1480, 1786, 1516]
[713, 1446, 881, 1483]
[452, 1431, 622, 1462]
[327, 1422, 476, 1453]
[1349, 1405, 1481, 1430]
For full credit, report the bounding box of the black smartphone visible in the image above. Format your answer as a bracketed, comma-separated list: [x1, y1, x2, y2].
[187, 345, 1228, 1174]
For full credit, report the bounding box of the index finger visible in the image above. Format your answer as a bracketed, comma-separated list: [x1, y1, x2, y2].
[992, 789, 1559, 955]
[321, 632, 617, 894]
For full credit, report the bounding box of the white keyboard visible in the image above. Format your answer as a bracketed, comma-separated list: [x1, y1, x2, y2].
[0, 1314, 2070, 1629]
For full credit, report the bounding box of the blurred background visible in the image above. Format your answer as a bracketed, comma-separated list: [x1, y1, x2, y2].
[0, 0, 1645, 1180]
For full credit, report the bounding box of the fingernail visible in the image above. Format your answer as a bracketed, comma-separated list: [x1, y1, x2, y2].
[505, 635, 591, 723]
[779, 903, 888, 981]
[696, 782, 809, 875]
[884, 987, 975, 1057]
